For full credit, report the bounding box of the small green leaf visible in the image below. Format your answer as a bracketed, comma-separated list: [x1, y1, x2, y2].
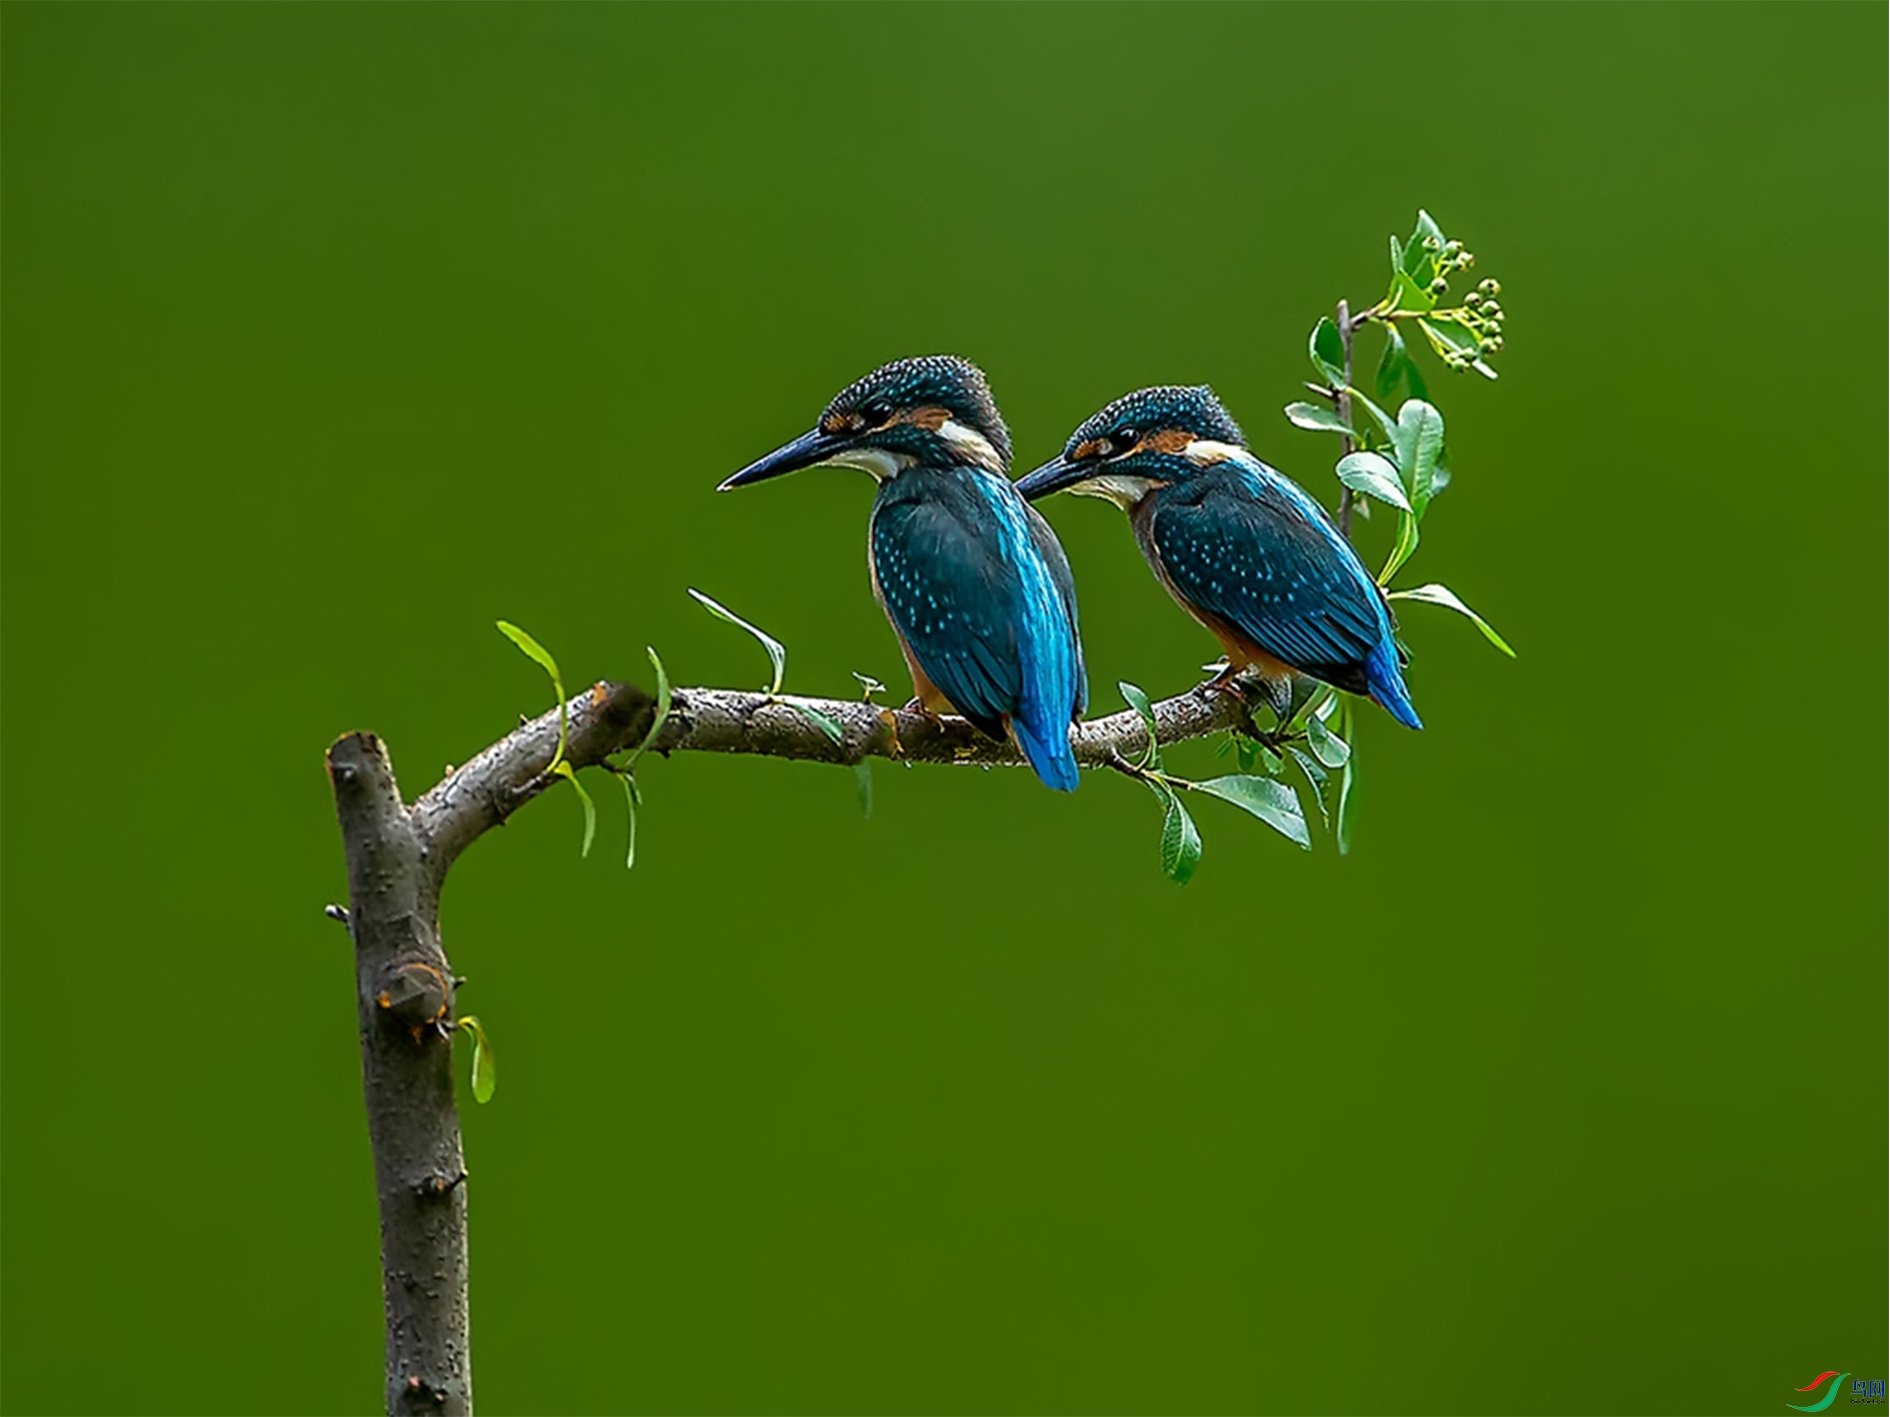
[1119, 680, 1156, 728]
[791, 702, 846, 744]
[1334, 701, 1358, 856]
[1233, 737, 1284, 776]
[1157, 785, 1203, 884]
[1389, 233, 1405, 273]
[1310, 315, 1347, 387]
[459, 1015, 496, 1104]
[853, 761, 874, 819]
[1431, 446, 1453, 497]
[1391, 399, 1446, 514]
[1286, 746, 1329, 827]
[1374, 323, 1410, 402]
[1288, 744, 1327, 786]
[1387, 583, 1517, 657]
[688, 588, 787, 696]
[1346, 387, 1400, 447]
[621, 771, 641, 869]
[1417, 315, 1497, 382]
[497, 620, 569, 772]
[496, 619, 563, 687]
[1281, 675, 1323, 729]
[1191, 774, 1311, 849]
[1304, 713, 1351, 768]
[553, 761, 597, 857]
[1118, 681, 1161, 769]
[1335, 451, 1410, 513]
[642, 647, 672, 752]
[615, 645, 673, 769]
[1379, 509, 1421, 586]
[1284, 401, 1355, 436]
[1386, 270, 1436, 315]
[852, 671, 886, 699]
[1404, 209, 1445, 280]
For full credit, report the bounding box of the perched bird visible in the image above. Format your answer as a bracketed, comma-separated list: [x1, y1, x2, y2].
[720, 356, 1088, 790]
[1015, 385, 1421, 729]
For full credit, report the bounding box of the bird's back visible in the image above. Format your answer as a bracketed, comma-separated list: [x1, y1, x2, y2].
[1140, 460, 1420, 726]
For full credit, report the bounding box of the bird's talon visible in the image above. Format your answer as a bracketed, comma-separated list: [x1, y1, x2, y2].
[902, 697, 946, 729]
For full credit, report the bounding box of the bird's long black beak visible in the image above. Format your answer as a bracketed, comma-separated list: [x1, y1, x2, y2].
[718, 427, 849, 491]
[1014, 453, 1087, 501]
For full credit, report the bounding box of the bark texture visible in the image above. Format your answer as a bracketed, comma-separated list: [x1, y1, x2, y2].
[327, 734, 471, 1416]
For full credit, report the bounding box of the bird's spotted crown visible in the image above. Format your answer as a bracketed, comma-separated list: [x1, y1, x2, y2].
[820, 355, 1013, 468]
[1063, 385, 1247, 459]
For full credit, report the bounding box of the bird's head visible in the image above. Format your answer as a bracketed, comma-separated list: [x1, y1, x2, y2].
[719, 355, 1012, 491]
[1015, 385, 1248, 509]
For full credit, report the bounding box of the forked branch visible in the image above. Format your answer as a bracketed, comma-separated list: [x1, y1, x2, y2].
[328, 672, 1254, 1415]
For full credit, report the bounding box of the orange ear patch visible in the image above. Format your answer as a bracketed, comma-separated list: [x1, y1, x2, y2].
[1137, 428, 1194, 455]
[1072, 438, 1108, 462]
[903, 405, 950, 431]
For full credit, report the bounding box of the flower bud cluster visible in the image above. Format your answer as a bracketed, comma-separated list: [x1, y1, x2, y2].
[1434, 275, 1505, 367]
[1421, 236, 1477, 298]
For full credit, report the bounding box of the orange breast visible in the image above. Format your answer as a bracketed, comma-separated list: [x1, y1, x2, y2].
[1191, 609, 1298, 690]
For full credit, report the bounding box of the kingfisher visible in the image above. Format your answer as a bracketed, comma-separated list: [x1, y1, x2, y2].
[1015, 385, 1421, 729]
[719, 356, 1088, 790]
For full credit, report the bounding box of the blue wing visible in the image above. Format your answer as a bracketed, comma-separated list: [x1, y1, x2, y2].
[872, 470, 1084, 787]
[1024, 501, 1088, 718]
[1146, 462, 1395, 697]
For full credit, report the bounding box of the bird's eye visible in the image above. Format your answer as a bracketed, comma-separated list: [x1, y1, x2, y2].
[1109, 427, 1138, 454]
[861, 399, 895, 428]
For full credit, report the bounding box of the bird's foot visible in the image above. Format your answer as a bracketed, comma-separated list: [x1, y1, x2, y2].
[1201, 664, 1248, 700]
[902, 697, 947, 729]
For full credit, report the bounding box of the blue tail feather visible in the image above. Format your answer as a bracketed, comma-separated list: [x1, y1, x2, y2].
[1365, 640, 1423, 730]
[1012, 714, 1080, 791]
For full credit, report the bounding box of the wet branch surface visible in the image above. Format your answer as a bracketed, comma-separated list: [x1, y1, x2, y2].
[328, 673, 1253, 1414]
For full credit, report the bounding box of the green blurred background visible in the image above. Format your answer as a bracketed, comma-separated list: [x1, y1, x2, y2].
[4, 5, 1884, 1414]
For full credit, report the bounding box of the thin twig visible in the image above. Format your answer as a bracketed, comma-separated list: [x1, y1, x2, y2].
[1335, 297, 1357, 540]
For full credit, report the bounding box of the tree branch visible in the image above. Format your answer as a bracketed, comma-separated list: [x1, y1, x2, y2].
[1335, 296, 1358, 541]
[327, 734, 472, 1417]
[413, 678, 1256, 846]
[330, 672, 1255, 1413]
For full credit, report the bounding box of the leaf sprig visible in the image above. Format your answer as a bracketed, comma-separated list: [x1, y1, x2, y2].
[496, 621, 671, 866]
[1255, 210, 1517, 856]
[1284, 212, 1517, 643]
[1116, 681, 1314, 883]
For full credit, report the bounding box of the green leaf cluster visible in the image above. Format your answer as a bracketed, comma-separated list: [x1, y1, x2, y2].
[497, 621, 673, 867]
[1120, 681, 1313, 883]
[1381, 209, 1504, 379]
[1258, 209, 1515, 853]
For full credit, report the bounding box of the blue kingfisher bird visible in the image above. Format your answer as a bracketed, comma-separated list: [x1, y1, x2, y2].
[719, 356, 1088, 790]
[1015, 385, 1421, 729]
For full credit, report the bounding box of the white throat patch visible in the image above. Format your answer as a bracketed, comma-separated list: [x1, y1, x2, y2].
[820, 446, 911, 482]
[1070, 473, 1163, 511]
